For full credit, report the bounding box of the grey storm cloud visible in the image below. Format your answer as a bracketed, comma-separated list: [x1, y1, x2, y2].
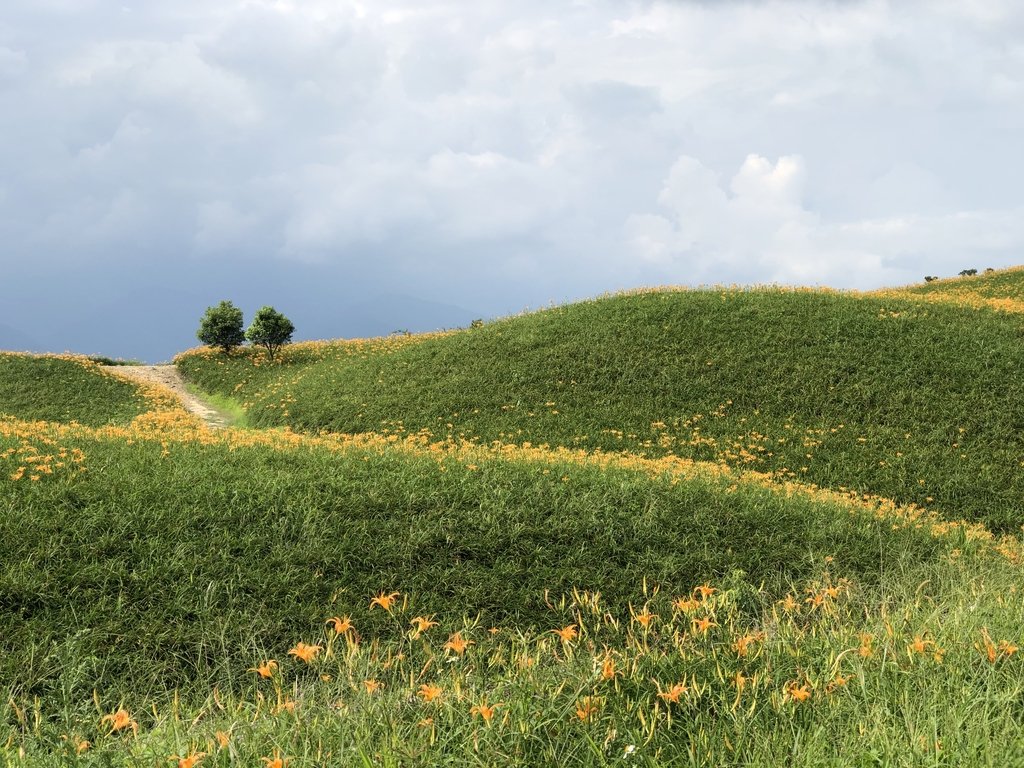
[1, 0, 1023, 360]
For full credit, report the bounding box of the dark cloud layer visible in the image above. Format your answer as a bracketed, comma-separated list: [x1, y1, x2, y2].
[1, 1, 1022, 360]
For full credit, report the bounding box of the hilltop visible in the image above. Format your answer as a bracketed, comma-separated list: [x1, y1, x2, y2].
[886, 264, 1024, 306]
[178, 271, 1024, 532]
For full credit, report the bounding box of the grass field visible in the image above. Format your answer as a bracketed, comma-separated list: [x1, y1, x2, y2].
[4, 270, 1024, 764]
[0, 354, 150, 426]
[890, 265, 1024, 303]
[178, 284, 1024, 532]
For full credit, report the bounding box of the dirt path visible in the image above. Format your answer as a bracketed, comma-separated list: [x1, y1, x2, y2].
[110, 365, 230, 429]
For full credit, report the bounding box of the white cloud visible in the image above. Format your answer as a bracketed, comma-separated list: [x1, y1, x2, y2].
[423, 149, 564, 240]
[0, 46, 28, 81]
[2, 0, 1024, 356]
[627, 154, 818, 282]
[74, 113, 149, 165]
[627, 153, 1024, 288]
[57, 39, 260, 125]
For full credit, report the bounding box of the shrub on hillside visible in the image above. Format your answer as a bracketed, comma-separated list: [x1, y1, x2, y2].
[246, 306, 295, 361]
[197, 301, 245, 354]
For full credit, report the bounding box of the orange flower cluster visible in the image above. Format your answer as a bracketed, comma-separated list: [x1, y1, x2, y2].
[1, 420, 87, 482]
[4, 403, 1020, 566]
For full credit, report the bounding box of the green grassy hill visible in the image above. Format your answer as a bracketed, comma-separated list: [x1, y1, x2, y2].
[894, 265, 1024, 302]
[5, 405, 1021, 766]
[5, 276, 1024, 765]
[178, 282, 1024, 532]
[0, 353, 148, 426]
[2, 415, 961, 700]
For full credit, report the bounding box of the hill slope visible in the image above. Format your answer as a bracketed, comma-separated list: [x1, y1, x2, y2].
[178, 281, 1024, 531]
[891, 265, 1024, 302]
[2, 411, 976, 700]
[0, 353, 150, 426]
[874, 265, 1024, 313]
[5, 315, 1024, 764]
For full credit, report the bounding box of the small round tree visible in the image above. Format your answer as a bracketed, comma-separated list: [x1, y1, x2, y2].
[197, 300, 245, 354]
[246, 306, 295, 361]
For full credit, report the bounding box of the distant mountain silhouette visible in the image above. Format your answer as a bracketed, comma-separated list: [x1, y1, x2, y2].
[71, 286, 209, 363]
[1, 270, 483, 362]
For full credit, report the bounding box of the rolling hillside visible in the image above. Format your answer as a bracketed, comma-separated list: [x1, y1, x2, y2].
[4, 275, 1024, 765]
[178, 279, 1024, 532]
[891, 264, 1024, 303]
[2, 411, 966, 700]
[0, 353, 150, 426]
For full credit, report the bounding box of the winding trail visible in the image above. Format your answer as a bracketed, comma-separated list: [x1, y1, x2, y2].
[110, 365, 230, 429]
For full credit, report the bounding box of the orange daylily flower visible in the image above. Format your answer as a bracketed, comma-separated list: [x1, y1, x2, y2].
[600, 654, 618, 681]
[778, 594, 799, 613]
[692, 616, 717, 634]
[215, 731, 230, 749]
[76, 740, 91, 754]
[575, 696, 600, 721]
[693, 584, 717, 601]
[101, 709, 137, 734]
[261, 751, 288, 768]
[287, 642, 322, 664]
[443, 632, 474, 655]
[552, 624, 578, 643]
[411, 616, 439, 635]
[733, 632, 764, 658]
[632, 607, 656, 629]
[326, 616, 354, 634]
[672, 597, 700, 613]
[173, 752, 206, 768]
[908, 636, 932, 655]
[858, 633, 875, 658]
[370, 591, 400, 612]
[363, 679, 383, 694]
[980, 636, 998, 664]
[976, 629, 1019, 663]
[825, 674, 853, 693]
[274, 698, 296, 715]
[252, 660, 278, 678]
[805, 592, 826, 609]
[656, 681, 688, 704]
[785, 681, 812, 703]
[470, 701, 501, 724]
[732, 671, 748, 693]
[418, 683, 443, 703]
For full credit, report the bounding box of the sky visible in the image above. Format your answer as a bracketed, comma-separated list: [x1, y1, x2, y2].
[1, 0, 1023, 361]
